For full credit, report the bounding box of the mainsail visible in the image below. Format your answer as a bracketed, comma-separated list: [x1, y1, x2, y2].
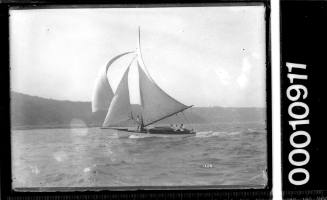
[91, 52, 133, 112]
[137, 63, 190, 126]
[103, 64, 133, 127]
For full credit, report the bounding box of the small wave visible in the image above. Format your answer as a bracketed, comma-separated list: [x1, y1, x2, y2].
[129, 134, 153, 139]
[195, 131, 245, 138]
[129, 134, 173, 139]
[195, 131, 225, 138]
[53, 151, 68, 162]
[83, 167, 91, 173]
[245, 130, 265, 136]
[105, 160, 131, 167]
[107, 134, 120, 139]
[247, 128, 256, 132]
[83, 164, 98, 173]
[229, 131, 242, 135]
[246, 128, 266, 134]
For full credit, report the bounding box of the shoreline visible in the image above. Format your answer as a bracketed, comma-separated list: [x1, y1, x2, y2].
[11, 121, 266, 131]
[11, 124, 100, 130]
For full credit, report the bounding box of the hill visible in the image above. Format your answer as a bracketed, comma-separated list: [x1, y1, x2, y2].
[10, 92, 266, 129]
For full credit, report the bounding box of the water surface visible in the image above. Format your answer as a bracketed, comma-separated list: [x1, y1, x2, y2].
[12, 122, 267, 190]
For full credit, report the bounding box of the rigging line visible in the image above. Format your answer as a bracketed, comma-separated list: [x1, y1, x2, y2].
[181, 111, 190, 124]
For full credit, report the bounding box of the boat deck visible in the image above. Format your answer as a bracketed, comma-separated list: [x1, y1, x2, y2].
[101, 126, 195, 135]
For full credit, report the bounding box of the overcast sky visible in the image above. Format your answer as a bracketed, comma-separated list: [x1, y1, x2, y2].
[10, 6, 266, 107]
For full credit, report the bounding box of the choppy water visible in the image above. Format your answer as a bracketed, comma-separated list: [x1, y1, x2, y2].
[12, 122, 267, 190]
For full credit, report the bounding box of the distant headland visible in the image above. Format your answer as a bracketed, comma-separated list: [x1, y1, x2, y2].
[11, 92, 266, 130]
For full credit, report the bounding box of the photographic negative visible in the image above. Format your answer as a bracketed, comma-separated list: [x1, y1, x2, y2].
[9, 4, 270, 191]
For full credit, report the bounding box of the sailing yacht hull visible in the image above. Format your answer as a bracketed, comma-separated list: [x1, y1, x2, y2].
[100, 126, 195, 135]
[147, 126, 195, 135]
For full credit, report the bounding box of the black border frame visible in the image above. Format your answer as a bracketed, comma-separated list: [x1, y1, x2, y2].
[1, 1, 272, 199]
[280, 1, 327, 199]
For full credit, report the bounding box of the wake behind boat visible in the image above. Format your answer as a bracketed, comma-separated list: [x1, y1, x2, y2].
[92, 27, 195, 135]
[101, 125, 196, 135]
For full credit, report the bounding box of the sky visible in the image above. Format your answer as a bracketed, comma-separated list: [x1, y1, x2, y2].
[10, 5, 266, 107]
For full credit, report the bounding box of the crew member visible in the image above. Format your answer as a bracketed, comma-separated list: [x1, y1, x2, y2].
[180, 124, 184, 131]
[136, 115, 141, 131]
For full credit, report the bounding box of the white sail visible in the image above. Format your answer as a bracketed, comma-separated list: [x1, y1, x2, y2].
[138, 63, 189, 126]
[103, 62, 133, 127]
[95, 28, 192, 129]
[91, 52, 133, 112]
[91, 68, 113, 112]
[137, 27, 154, 82]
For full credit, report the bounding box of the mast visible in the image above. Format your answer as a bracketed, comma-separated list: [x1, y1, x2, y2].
[137, 26, 154, 81]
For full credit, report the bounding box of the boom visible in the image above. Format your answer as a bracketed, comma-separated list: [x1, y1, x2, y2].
[144, 105, 193, 127]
